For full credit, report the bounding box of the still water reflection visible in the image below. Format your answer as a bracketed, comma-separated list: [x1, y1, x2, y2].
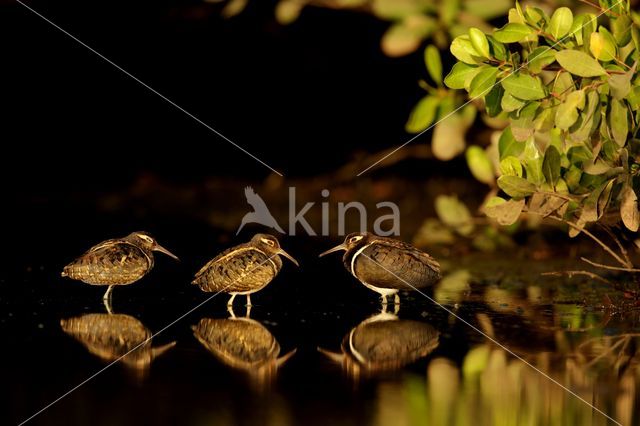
[60, 313, 176, 379]
[8, 258, 640, 425]
[192, 309, 296, 389]
[319, 312, 439, 378]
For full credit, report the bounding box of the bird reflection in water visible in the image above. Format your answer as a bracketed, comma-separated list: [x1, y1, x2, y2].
[319, 312, 439, 379]
[192, 307, 296, 389]
[60, 313, 176, 380]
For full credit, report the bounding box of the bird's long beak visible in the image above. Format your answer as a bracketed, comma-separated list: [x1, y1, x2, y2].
[154, 244, 180, 260]
[318, 244, 346, 258]
[278, 248, 299, 267]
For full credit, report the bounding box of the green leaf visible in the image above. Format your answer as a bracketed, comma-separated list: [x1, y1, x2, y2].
[435, 195, 474, 236]
[381, 17, 436, 57]
[497, 175, 536, 198]
[556, 89, 585, 130]
[555, 50, 607, 77]
[466, 146, 495, 184]
[450, 35, 481, 64]
[609, 68, 633, 100]
[542, 145, 561, 186]
[501, 74, 546, 100]
[432, 113, 466, 160]
[527, 47, 556, 74]
[469, 27, 490, 58]
[469, 67, 498, 98]
[610, 98, 629, 146]
[501, 91, 525, 112]
[498, 126, 524, 159]
[439, 0, 459, 26]
[500, 156, 523, 177]
[523, 136, 544, 185]
[487, 36, 507, 61]
[612, 14, 632, 46]
[529, 192, 567, 217]
[524, 6, 547, 28]
[549, 7, 573, 39]
[510, 102, 539, 141]
[425, 45, 443, 86]
[444, 62, 481, 90]
[484, 197, 525, 225]
[621, 183, 640, 231]
[485, 85, 503, 117]
[589, 30, 616, 62]
[405, 95, 440, 133]
[493, 23, 534, 43]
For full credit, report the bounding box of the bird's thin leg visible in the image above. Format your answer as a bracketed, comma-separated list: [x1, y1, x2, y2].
[246, 294, 252, 307]
[227, 304, 237, 318]
[103, 285, 114, 302]
[393, 298, 400, 315]
[380, 295, 388, 314]
[245, 305, 252, 318]
[103, 297, 114, 315]
[227, 293, 236, 307]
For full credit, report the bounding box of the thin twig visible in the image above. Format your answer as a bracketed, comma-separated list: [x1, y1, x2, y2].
[541, 270, 614, 286]
[599, 224, 632, 267]
[545, 215, 632, 268]
[581, 257, 640, 272]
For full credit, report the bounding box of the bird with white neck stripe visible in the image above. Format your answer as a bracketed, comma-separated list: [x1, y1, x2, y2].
[319, 232, 441, 308]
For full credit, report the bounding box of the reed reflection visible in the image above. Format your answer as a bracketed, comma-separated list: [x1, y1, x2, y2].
[319, 312, 439, 379]
[60, 313, 175, 379]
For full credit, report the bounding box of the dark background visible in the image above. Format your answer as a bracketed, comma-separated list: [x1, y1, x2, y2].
[3, 0, 430, 191]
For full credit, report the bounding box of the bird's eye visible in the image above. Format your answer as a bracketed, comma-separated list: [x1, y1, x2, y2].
[137, 234, 153, 243]
[349, 236, 363, 244]
[261, 238, 275, 246]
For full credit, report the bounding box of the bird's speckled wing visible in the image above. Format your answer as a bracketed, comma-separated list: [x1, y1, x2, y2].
[354, 238, 441, 290]
[192, 245, 281, 293]
[62, 240, 152, 285]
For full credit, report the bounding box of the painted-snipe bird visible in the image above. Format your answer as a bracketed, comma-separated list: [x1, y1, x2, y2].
[192, 233, 298, 308]
[319, 232, 441, 308]
[61, 231, 179, 302]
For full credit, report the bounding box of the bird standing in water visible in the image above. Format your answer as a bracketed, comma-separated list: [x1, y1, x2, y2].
[62, 232, 179, 305]
[319, 232, 441, 309]
[192, 233, 298, 309]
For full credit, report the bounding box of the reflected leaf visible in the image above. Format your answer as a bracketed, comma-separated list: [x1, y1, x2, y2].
[435, 269, 471, 303]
